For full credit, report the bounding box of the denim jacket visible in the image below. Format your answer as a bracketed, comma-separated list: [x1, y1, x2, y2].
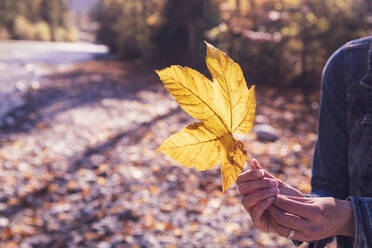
[307, 36, 372, 248]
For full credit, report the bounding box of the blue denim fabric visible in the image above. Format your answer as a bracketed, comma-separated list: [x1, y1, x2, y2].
[307, 36, 372, 248]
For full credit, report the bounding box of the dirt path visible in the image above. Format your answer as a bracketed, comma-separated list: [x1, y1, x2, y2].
[0, 60, 319, 247]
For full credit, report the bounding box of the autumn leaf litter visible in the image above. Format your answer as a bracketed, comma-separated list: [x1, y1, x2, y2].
[0, 60, 317, 247]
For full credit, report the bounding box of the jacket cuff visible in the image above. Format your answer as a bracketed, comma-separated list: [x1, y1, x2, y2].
[347, 196, 363, 248]
[292, 240, 303, 246]
[291, 193, 334, 247]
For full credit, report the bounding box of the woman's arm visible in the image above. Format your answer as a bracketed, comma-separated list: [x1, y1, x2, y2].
[310, 44, 350, 199]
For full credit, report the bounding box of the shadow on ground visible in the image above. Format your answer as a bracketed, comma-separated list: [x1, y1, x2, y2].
[0, 61, 161, 136]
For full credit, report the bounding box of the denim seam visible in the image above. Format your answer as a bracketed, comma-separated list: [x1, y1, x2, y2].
[345, 42, 370, 89]
[349, 197, 359, 248]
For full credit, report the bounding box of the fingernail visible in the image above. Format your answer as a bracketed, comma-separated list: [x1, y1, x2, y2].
[253, 170, 261, 177]
[269, 180, 277, 187]
[250, 158, 256, 168]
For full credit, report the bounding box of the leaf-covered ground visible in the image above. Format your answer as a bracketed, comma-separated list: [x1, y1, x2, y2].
[0, 60, 321, 247]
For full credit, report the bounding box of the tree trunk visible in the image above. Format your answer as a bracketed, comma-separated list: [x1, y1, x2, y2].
[187, 21, 196, 54]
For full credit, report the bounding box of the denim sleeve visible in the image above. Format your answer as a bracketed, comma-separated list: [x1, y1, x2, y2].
[310, 43, 372, 248]
[293, 47, 351, 248]
[311, 46, 350, 200]
[347, 196, 372, 247]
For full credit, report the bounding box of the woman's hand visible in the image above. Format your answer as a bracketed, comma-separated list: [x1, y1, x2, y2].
[237, 159, 304, 198]
[268, 194, 354, 241]
[236, 159, 304, 232]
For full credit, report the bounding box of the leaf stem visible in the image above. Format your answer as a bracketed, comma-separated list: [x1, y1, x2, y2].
[245, 150, 255, 169]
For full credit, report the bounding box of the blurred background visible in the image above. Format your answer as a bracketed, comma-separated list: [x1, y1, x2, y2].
[0, 0, 371, 247]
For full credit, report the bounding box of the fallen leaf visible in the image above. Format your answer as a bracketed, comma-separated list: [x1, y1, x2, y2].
[214, 233, 227, 244]
[156, 42, 256, 191]
[97, 177, 106, 185]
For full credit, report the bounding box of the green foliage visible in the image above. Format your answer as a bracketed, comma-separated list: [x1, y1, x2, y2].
[64, 27, 79, 43]
[93, 0, 165, 60]
[95, 0, 372, 87]
[34, 22, 52, 41]
[0, 0, 77, 42]
[13, 16, 35, 40]
[94, 0, 220, 62]
[53, 26, 79, 42]
[41, 0, 69, 40]
[213, 0, 372, 87]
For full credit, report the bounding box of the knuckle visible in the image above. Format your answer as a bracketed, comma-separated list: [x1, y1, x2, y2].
[311, 206, 324, 220]
[242, 196, 253, 208]
[264, 179, 274, 187]
[314, 206, 322, 215]
[306, 224, 323, 239]
[263, 188, 275, 196]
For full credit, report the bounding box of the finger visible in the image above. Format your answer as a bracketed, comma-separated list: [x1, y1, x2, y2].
[285, 195, 313, 203]
[238, 178, 278, 195]
[274, 194, 315, 219]
[249, 159, 287, 186]
[252, 196, 275, 217]
[268, 205, 309, 231]
[262, 170, 277, 180]
[252, 158, 262, 169]
[250, 197, 275, 231]
[242, 188, 279, 209]
[237, 169, 265, 184]
[269, 220, 308, 241]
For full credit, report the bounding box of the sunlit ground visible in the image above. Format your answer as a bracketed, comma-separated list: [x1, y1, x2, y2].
[0, 52, 321, 247]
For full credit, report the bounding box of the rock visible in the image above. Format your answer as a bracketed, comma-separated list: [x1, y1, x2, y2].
[118, 209, 139, 222]
[253, 124, 279, 142]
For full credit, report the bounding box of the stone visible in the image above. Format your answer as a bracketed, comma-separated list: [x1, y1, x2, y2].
[253, 124, 279, 142]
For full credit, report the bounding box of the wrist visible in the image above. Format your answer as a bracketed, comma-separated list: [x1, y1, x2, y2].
[336, 199, 354, 237]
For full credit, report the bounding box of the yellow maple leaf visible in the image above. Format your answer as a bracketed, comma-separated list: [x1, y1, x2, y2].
[155, 42, 256, 191]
